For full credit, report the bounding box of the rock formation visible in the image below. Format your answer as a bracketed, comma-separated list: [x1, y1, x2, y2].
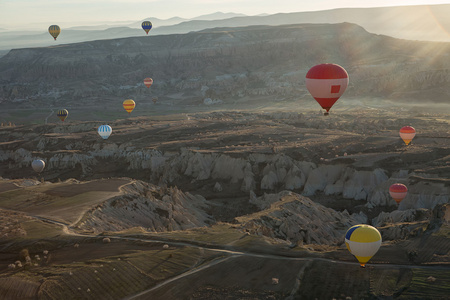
[73, 181, 213, 233]
[237, 191, 367, 245]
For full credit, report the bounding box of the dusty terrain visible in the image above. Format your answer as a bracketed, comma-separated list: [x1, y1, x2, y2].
[0, 104, 449, 299]
[0, 17, 450, 300]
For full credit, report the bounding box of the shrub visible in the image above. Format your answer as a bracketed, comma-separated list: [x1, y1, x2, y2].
[19, 249, 29, 261]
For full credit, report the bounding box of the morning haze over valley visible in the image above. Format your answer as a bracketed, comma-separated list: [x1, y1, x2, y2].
[0, 2, 449, 299]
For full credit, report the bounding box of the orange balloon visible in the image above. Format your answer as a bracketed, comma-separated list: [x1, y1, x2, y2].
[399, 126, 416, 145]
[123, 99, 135, 114]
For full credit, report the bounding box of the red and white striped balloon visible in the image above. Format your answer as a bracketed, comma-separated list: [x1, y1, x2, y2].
[305, 64, 349, 115]
[389, 183, 408, 204]
[399, 126, 416, 145]
[144, 78, 153, 88]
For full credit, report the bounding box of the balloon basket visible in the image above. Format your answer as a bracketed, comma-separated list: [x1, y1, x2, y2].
[323, 112, 329, 116]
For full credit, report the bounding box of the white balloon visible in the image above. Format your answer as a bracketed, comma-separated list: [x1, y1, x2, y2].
[32, 159, 45, 173]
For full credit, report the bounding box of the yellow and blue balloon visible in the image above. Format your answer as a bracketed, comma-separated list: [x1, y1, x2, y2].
[48, 25, 61, 40]
[57, 109, 68, 122]
[142, 21, 152, 34]
[345, 224, 381, 268]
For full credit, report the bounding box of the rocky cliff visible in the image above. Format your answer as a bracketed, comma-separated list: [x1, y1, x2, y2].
[72, 181, 213, 233]
[238, 191, 367, 245]
[2, 142, 448, 212]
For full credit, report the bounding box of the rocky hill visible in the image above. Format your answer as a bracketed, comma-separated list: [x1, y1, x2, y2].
[1, 22, 450, 113]
[73, 181, 214, 234]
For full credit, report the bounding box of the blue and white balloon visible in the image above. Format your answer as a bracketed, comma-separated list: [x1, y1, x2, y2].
[98, 125, 112, 140]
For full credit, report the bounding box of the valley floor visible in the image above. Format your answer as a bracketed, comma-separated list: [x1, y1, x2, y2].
[0, 107, 449, 299]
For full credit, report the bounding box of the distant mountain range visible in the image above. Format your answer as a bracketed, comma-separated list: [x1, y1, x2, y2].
[0, 5, 449, 53]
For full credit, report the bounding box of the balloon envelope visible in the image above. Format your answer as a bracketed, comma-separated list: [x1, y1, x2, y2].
[389, 183, 408, 204]
[144, 78, 153, 88]
[98, 125, 112, 140]
[305, 64, 349, 114]
[142, 21, 152, 34]
[57, 109, 68, 122]
[123, 99, 135, 113]
[399, 126, 416, 145]
[32, 159, 45, 173]
[48, 25, 61, 40]
[345, 224, 381, 267]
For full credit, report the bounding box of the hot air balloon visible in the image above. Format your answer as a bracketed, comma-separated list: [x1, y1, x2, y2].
[48, 25, 61, 40]
[305, 64, 349, 116]
[142, 21, 152, 34]
[32, 159, 45, 173]
[144, 78, 153, 88]
[389, 183, 408, 204]
[98, 125, 112, 140]
[123, 99, 135, 114]
[345, 224, 381, 268]
[57, 109, 69, 122]
[399, 126, 416, 145]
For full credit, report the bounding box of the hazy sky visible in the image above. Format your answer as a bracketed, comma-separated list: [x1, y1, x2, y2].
[1, 0, 449, 29]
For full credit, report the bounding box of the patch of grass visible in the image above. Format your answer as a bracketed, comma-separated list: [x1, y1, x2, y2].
[125, 247, 220, 281]
[432, 225, 450, 238]
[370, 268, 412, 297]
[0, 189, 36, 209]
[298, 260, 371, 300]
[0, 186, 118, 224]
[158, 224, 246, 245]
[16, 244, 220, 300]
[398, 268, 450, 299]
[19, 220, 63, 240]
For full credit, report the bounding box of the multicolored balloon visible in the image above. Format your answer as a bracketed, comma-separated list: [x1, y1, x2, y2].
[57, 109, 68, 122]
[144, 78, 153, 88]
[123, 99, 135, 114]
[399, 126, 416, 145]
[345, 224, 382, 268]
[32, 159, 45, 173]
[305, 64, 349, 115]
[98, 125, 112, 140]
[389, 183, 408, 204]
[48, 25, 61, 40]
[142, 21, 152, 34]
